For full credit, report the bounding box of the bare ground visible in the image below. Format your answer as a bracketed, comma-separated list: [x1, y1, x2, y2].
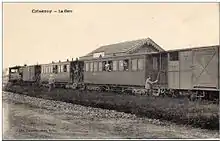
[2, 92, 219, 139]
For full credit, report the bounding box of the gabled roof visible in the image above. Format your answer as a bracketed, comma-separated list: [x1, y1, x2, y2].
[86, 37, 164, 56]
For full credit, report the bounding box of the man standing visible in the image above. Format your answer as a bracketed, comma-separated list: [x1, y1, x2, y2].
[145, 75, 158, 96]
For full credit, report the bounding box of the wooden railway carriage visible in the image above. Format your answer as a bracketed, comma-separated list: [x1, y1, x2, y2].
[40, 60, 71, 86]
[22, 65, 41, 83]
[80, 38, 165, 92]
[40, 59, 84, 87]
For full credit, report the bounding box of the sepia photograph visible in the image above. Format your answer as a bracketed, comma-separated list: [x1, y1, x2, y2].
[2, 1, 220, 140]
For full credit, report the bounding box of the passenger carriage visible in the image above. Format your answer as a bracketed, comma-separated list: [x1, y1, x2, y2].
[80, 38, 165, 93]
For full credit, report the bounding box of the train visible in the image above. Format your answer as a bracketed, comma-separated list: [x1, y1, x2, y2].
[8, 38, 220, 100]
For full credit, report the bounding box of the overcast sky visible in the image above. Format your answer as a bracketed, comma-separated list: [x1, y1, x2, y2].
[3, 3, 219, 68]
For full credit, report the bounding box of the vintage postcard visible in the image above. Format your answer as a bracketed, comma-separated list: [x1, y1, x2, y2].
[2, 2, 220, 140]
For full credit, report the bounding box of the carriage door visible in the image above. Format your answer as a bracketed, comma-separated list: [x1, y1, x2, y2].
[179, 51, 193, 89]
[168, 52, 180, 89]
[192, 47, 218, 89]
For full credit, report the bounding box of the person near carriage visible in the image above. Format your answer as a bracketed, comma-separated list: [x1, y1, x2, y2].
[145, 75, 158, 96]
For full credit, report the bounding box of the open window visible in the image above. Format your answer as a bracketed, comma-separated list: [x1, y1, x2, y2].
[119, 59, 129, 71]
[169, 51, 179, 61]
[103, 61, 113, 72]
[123, 59, 129, 71]
[53, 65, 58, 74]
[10, 69, 18, 73]
[102, 61, 106, 71]
[63, 65, 67, 72]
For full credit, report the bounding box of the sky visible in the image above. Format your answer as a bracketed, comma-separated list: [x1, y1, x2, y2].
[3, 3, 219, 68]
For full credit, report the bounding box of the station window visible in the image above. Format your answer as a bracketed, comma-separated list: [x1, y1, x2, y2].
[94, 62, 98, 72]
[113, 60, 118, 71]
[90, 62, 93, 72]
[138, 59, 144, 70]
[85, 63, 89, 72]
[153, 57, 158, 70]
[63, 65, 67, 72]
[132, 59, 137, 71]
[169, 51, 179, 61]
[98, 62, 102, 71]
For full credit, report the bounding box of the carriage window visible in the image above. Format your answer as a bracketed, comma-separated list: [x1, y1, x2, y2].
[153, 57, 158, 70]
[47, 66, 49, 73]
[103, 61, 112, 72]
[113, 61, 118, 71]
[66, 64, 70, 72]
[102, 61, 106, 71]
[107, 61, 113, 71]
[63, 65, 67, 72]
[98, 62, 102, 71]
[11, 69, 18, 73]
[90, 62, 93, 72]
[119, 60, 129, 71]
[119, 60, 124, 71]
[85, 63, 89, 72]
[58, 65, 61, 73]
[94, 62, 98, 72]
[53, 65, 58, 73]
[123, 59, 129, 71]
[169, 51, 179, 61]
[138, 59, 144, 70]
[132, 59, 137, 71]
[44, 66, 47, 73]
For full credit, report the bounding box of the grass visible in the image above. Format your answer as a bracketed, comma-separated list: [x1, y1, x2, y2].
[4, 84, 219, 130]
